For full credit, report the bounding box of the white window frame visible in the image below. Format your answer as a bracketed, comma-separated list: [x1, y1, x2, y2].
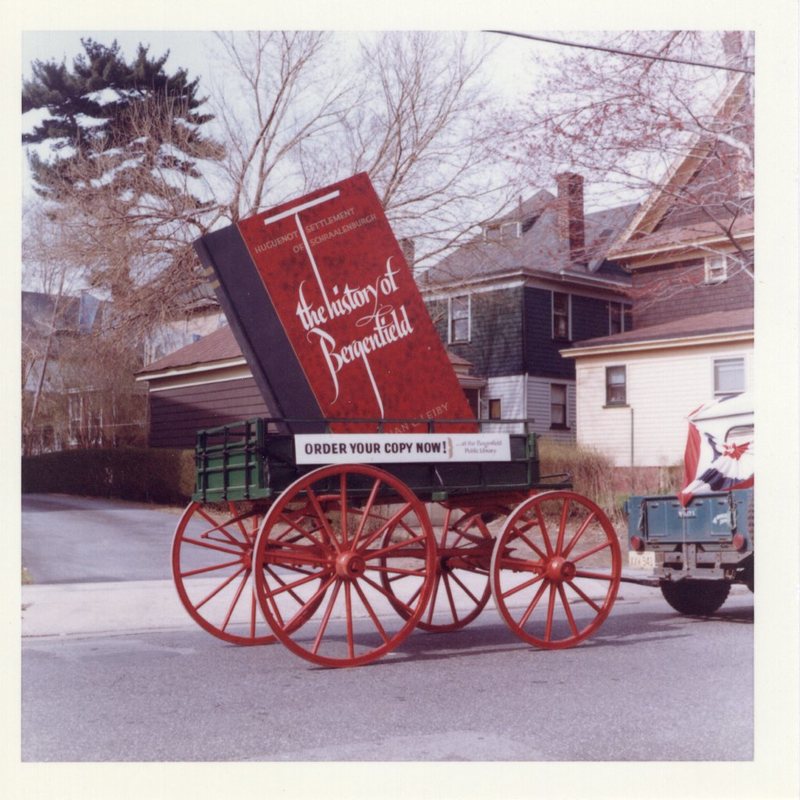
[483, 220, 521, 241]
[713, 356, 746, 397]
[605, 365, 627, 406]
[608, 302, 630, 335]
[550, 383, 568, 429]
[552, 292, 571, 340]
[704, 254, 729, 284]
[448, 295, 471, 343]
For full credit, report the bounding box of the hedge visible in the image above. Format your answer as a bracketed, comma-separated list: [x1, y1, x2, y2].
[22, 447, 196, 505]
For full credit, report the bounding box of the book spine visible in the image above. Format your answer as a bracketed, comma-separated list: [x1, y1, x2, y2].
[193, 226, 325, 434]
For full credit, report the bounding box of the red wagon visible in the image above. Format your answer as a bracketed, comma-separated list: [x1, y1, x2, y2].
[172, 417, 622, 667]
[176, 174, 622, 666]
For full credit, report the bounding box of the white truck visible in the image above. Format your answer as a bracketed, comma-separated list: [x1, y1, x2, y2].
[625, 393, 754, 614]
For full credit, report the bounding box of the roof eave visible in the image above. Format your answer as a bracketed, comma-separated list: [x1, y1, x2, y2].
[561, 328, 753, 358]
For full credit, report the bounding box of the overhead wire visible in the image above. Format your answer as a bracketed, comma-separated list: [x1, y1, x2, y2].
[484, 31, 754, 75]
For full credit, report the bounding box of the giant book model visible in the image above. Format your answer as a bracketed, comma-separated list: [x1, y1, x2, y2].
[193, 173, 475, 434]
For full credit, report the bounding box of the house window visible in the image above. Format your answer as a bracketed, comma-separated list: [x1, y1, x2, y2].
[551, 384, 568, 429]
[488, 399, 502, 420]
[449, 295, 470, 342]
[609, 302, 632, 335]
[606, 366, 627, 406]
[714, 357, 745, 397]
[552, 292, 571, 340]
[483, 221, 521, 241]
[705, 254, 728, 284]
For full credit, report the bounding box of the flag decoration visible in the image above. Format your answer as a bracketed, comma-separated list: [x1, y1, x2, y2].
[679, 393, 753, 506]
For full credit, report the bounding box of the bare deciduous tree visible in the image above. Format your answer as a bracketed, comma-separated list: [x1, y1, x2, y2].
[209, 31, 353, 222]
[500, 31, 753, 230]
[335, 31, 518, 266]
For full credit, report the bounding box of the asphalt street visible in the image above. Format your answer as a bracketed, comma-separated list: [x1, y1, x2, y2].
[20, 493, 755, 765]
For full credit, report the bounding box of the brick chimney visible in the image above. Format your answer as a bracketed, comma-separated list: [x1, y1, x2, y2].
[555, 172, 585, 265]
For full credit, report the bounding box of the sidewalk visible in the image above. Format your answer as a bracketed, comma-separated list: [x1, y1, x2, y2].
[21, 569, 661, 639]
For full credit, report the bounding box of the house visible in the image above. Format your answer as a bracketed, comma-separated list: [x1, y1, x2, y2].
[22, 290, 147, 453]
[142, 281, 228, 365]
[135, 325, 485, 449]
[417, 173, 638, 439]
[563, 307, 753, 477]
[562, 71, 754, 474]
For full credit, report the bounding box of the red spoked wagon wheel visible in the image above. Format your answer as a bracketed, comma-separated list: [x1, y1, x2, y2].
[252, 464, 437, 668]
[380, 507, 495, 632]
[490, 491, 621, 649]
[172, 501, 276, 645]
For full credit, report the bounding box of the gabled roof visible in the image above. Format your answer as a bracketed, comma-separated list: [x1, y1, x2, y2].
[563, 307, 753, 356]
[138, 324, 244, 375]
[418, 191, 638, 292]
[610, 73, 753, 259]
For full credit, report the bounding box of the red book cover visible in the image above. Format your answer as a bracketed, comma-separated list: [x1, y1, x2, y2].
[195, 173, 474, 433]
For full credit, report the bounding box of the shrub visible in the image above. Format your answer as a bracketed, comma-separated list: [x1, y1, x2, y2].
[536, 438, 682, 521]
[21, 447, 195, 505]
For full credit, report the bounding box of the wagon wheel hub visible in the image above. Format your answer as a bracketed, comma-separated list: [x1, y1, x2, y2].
[335, 551, 367, 580]
[545, 556, 576, 583]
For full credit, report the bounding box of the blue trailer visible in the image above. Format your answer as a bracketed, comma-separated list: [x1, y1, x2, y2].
[625, 394, 754, 615]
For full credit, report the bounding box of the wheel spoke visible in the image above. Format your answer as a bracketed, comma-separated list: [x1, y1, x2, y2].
[250, 588, 258, 638]
[356, 502, 414, 552]
[351, 479, 382, 548]
[345, 581, 355, 659]
[533, 504, 554, 557]
[512, 525, 549, 561]
[442, 573, 459, 624]
[519, 579, 550, 627]
[557, 583, 580, 638]
[501, 571, 546, 600]
[305, 487, 341, 553]
[425, 572, 442, 625]
[571, 541, 613, 564]
[544, 583, 557, 642]
[561, 511, 597, 559]
[565, 579, 603, 612]
[180, 536, 245, 558]
[447, 570, 482, 606]
[220, 568, 251, 633]
[352, 579, 390, 643]
[360, 573, 418, 617]
[363, 532, 428, 561]
[181, 555, 247, 579]
[311, 579, 342, 656]
[194, 565, 248, 611]
[340, 473, 349, 546]
[555, 497, 570, 554]
[264, 564, 319, 607]
[194, 506, 250, 549]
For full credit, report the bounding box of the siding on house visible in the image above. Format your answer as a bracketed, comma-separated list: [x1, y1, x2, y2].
[572, 342, 753, 468]
[427, 286, 525, 377]
[527, 377, 577, 443]
[632, 254, 754, 329]
[480, 374, 577, 441]
[148, 375, 270, 448]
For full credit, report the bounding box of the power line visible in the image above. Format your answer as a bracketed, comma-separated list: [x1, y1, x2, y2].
[485, 31, 754, 75]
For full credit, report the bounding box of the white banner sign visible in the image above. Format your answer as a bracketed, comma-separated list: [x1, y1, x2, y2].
[294, 433, 511, 465]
